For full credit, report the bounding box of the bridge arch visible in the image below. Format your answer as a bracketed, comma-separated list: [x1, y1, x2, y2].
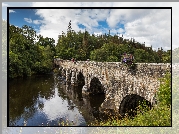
[76, 71, 85, 86]
[89, 77, 105, 94]
[119, 94, 152, 117]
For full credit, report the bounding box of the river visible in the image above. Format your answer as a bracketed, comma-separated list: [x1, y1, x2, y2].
[9, 74, 106, 126]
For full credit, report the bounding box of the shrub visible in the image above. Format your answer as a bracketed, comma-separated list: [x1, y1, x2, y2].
[157, 72, 171, 106]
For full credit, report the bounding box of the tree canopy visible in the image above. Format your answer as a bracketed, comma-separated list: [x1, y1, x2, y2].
[9, 23, 56, 79]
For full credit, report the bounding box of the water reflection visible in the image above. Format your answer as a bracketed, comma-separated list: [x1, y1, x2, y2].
[9, 74, 105, 126]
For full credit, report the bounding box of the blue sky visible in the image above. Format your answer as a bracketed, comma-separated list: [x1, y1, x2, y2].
[9, 9, 42, 30]
[2, 2, 174, 51]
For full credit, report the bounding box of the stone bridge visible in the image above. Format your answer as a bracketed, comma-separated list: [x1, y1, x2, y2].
[55, 59, 171, 116]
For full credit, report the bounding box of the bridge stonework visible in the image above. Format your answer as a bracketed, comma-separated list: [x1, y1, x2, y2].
[56, 59, 171, 116]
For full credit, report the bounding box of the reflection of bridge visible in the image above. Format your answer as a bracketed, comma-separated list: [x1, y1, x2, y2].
[58, 82, 105, 124]
[55, 59, 171, 116]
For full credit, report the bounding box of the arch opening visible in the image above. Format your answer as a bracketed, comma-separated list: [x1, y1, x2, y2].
[119, 94, 152, 118]
[77, 72, 85, 87]
[89, 77, 104, 94]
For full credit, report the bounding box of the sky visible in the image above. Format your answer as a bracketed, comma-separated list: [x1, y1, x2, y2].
[2, 2, 176, 51]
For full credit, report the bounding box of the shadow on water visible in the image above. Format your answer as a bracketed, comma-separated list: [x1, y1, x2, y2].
[88, 93, 106, 121]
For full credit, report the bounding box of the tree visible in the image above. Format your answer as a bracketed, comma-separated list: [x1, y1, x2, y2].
[162, 50, 171, 63]
[90, 42, 121, 62]
[133, 49, 148, 63]
[9, 24, 56, 79]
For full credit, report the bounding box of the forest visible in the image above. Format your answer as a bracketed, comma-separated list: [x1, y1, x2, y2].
[7, 20, 171, 79]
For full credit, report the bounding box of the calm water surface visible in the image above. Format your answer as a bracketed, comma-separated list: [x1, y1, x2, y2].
[9, 74, 105, 126]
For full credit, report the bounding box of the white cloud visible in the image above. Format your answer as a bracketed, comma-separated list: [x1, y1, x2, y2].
[33, 20, 42, 25]
[105, 8, 171, 51]
[41, 88, 83, 125]
[29, 2, 174, 51]
[24, 18, 42, 25]
[9, 10, 15, 13]
[30, 7, 112, 45]
[118, 28, 125, 34]
[94, 32, 102, 36]
[110, 28, 125, 35]
[123, 9, 171, 50]
[24, 18, 32, 23]
[32, 8, 102, 43]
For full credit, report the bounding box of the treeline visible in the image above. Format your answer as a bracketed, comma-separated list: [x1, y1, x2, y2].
[56, 20, 171, 63]
[9, 23, 56, 79]
[8, 20, 171, 79]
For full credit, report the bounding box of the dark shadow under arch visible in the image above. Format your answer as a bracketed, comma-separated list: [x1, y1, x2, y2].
[77, 72, 85, 87]
[89, 77, 104, 94]
[88, 93, 105, 120]
[119, 94, 152, 118]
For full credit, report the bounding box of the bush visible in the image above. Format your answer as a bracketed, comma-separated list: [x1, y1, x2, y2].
[157, 72, 171, 106]
[106, 55, 118, 62]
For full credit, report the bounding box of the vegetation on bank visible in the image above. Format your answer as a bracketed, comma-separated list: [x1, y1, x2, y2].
[89, 72, 171, 126]
[9, 21, 56, 79]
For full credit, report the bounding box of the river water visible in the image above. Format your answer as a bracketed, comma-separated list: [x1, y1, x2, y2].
[9, 74, 106, 126]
